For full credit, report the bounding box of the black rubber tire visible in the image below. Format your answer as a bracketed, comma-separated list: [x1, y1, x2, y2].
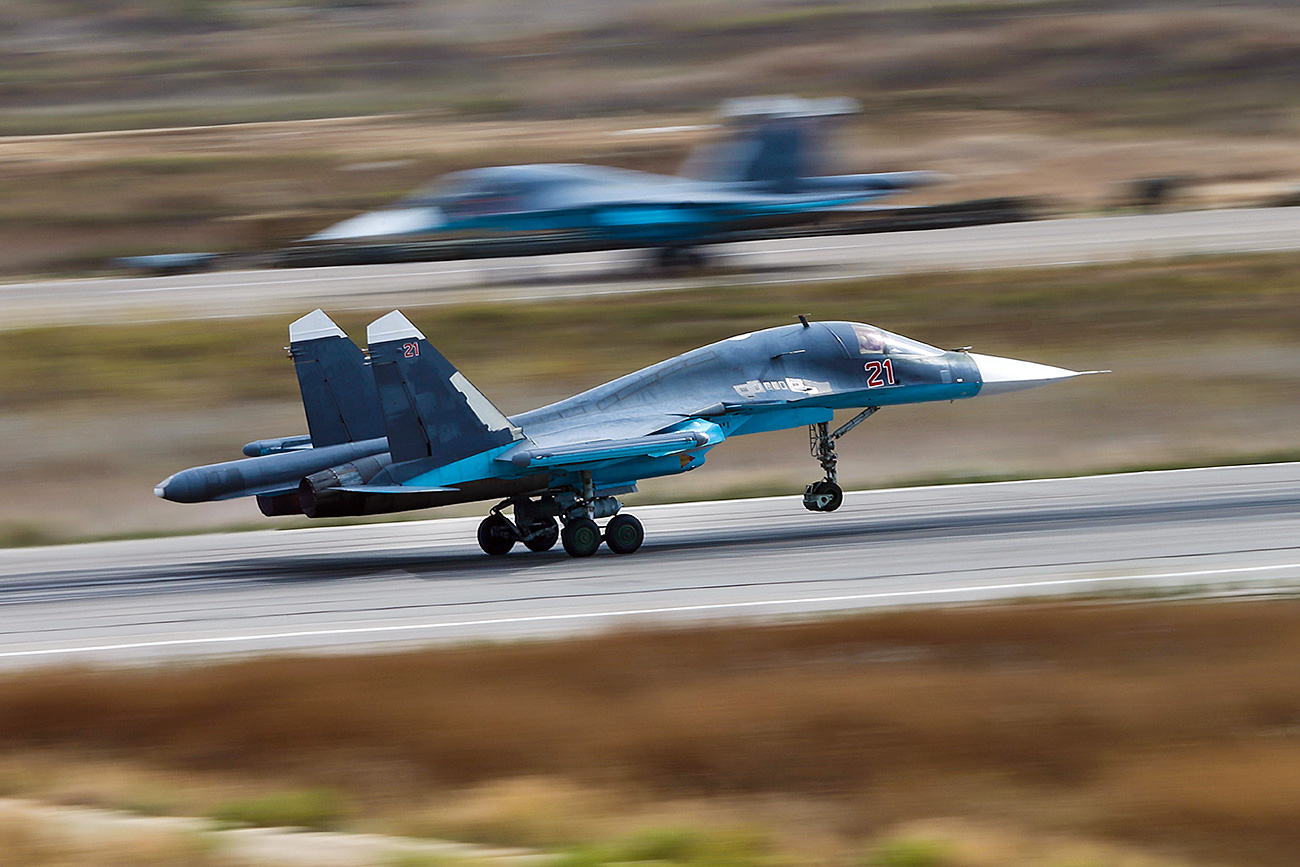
[803, 480, 844, 513]
[477, 513, 516, 556]
[522, 517, 559, 552]
[604, 513, 645, 555]
[561, 518, 602, 558]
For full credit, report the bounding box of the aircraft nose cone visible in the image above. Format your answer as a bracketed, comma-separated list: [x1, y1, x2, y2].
[969, 352, 1082, 396]
[306, 206, 445, 241]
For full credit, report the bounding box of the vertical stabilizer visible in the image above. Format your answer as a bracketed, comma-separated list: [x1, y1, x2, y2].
[681, 96, 857, 191]
[288, 309, 384, 447]
[366, 310, 521, 466]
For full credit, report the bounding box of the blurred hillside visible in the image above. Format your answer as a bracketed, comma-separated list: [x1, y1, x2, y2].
[1, 1, 1299, 275]
[2, 0, 1299, 134]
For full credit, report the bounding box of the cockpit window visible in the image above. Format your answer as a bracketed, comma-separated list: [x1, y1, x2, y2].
[883, 333, 946, 356]
[851, 324, 885, 355]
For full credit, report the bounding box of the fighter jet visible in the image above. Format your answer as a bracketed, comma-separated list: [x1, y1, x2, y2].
[307, 98, 941, 267]
[156, 309, 1099, 557]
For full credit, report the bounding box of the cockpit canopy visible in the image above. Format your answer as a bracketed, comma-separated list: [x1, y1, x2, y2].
[402, 164, 658, 212]
[847, 323, 946, 357]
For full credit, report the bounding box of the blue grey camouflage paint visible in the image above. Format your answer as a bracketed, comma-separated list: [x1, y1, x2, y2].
[156, 312, 1090, 527]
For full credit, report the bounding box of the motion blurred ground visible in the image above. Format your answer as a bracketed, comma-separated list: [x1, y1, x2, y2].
[2, 0, 1300, 275]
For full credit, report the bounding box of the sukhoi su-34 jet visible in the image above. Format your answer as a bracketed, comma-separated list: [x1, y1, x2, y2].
[307, 98, 941, 267]
[156, 310, 1100, 557]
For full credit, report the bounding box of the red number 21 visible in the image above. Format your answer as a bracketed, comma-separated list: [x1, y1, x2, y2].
[403, 342, 420, 358]
[864, 358, 896, 387]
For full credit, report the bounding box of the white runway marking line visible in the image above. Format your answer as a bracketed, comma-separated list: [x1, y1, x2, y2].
[1, 561, 1297, 660]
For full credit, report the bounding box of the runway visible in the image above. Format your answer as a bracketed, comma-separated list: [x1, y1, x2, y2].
[3, 206, 1300, 329]
[0, 462, 1297, 667]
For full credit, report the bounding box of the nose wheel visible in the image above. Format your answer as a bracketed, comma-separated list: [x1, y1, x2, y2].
[803, 480, 843, 512]
[802, 409, 878, 513]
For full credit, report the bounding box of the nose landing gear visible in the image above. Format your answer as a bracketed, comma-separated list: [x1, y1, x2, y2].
[802, 407, 879, 513]
[803, 479, 843, 513]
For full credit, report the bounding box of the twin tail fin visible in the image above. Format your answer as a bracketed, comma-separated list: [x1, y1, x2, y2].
[366, 311, 521, 465]
[288, 309, 384, 448]
[287, 309, 518, 469]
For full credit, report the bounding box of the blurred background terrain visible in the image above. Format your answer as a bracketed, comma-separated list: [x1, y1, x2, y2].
[1, 0, 1300, 274]
[2, 4, 1300, 867]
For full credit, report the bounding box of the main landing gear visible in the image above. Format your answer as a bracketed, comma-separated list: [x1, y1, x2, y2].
[475, 486, 645, 558]
[802, 407, 879, 513]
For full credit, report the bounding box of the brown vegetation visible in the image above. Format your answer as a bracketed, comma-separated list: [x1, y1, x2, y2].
[1, 602, 1299, 864]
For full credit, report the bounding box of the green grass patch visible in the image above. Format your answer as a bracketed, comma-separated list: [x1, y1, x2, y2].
[557, 826, 772, 867]
[207, 788, 346, 831]
[862, 836, 957, 867]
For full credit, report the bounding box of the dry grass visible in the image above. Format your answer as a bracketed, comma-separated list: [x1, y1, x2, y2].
[0, 814, 219, 867]
[1, 603, 1299, 864]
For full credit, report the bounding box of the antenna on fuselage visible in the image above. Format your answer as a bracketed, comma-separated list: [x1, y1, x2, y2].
[796, 314, 810, 328]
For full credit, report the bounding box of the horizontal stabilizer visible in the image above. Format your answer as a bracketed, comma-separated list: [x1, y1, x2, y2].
[504, 430, 712, 469]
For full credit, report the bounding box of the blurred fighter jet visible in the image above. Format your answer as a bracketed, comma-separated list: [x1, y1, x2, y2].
[307, 97, 942, 266]
[156, 309, 1099, 557]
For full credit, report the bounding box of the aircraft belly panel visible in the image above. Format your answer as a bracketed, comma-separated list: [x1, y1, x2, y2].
[722, 406, 834, 437]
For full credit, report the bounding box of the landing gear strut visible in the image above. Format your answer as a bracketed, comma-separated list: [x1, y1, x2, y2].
[802, 407, 879, 513]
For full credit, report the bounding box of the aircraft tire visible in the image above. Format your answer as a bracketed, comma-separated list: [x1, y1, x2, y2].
[604, 513, 644, 555]
[522, 518, 559, 552]
[477, 514, 517, 556]
[802, 481, 844, 513]
[561, 518, 602, 558]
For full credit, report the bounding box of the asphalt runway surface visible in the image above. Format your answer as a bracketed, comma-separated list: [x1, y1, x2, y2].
[3, 206, 1300, 329]
[0, 462, 1297, 668]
